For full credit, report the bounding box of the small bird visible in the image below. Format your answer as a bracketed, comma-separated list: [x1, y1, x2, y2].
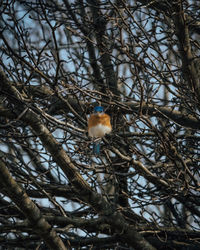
[88, 106, 112, 155]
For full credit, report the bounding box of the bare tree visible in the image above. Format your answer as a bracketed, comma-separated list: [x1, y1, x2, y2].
[0, 0, 200, 249]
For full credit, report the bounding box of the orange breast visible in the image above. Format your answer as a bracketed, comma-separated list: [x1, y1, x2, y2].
[88, 113, 111, 129]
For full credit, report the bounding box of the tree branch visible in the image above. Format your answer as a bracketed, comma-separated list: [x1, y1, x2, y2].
[0, 159, 67, 250]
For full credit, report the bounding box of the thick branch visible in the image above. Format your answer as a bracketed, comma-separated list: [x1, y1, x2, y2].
[172, 1, 200, 97]
[88, 0, 119, 95]
[0, 159, 67, 250]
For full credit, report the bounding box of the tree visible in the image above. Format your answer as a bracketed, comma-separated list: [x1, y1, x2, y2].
[0, 0, 200, 249]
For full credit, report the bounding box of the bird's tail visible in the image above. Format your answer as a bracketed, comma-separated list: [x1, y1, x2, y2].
[93, 142, 100, 155]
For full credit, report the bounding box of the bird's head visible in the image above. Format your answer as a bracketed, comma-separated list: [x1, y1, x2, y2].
[94, 106, 104, 114]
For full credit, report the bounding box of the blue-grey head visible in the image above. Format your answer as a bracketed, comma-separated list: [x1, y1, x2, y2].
[94, 106, 104, 113]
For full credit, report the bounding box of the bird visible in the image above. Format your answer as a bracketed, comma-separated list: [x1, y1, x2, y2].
[88, 106, 112, 155]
